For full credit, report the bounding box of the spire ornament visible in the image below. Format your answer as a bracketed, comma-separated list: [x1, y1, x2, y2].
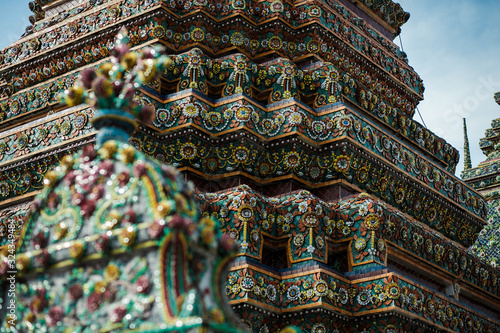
[463, 118, 472, 170]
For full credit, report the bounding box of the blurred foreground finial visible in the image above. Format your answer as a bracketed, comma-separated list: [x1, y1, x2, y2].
[62, 28, 173, 143]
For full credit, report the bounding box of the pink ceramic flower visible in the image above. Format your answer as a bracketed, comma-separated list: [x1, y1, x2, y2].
[81, 144, 97, 162]
[90, 184, 105, 201]
[148, 220, 165, 239]
[94, 234, 110, 253]
[136, 276, 151, 294]
[46, 306, 64, 327]
[69, 284, 83, 301]
[169, 215, 185, 228]
[111, 44, 129, 59]
[32, 232, 46, 250]
[0, 259, 8, 275]
[87, 292, 102, 312]
[121, 208, 136, 224]
[221, 233, 238, 252]
[117, 171, 130, 187]
[111, 305, 127, 323]
[98, 160, 114, 176]
[46, 192, 60, 209]
[80, 200, 96, 218]
[80, 68, 97, 89]
[36, 249, 50, 267]
[71, 191, 85, 206]
[30, 296, 48, 314]
[133, 162, 147, 177]
[64, 170, 77, 186]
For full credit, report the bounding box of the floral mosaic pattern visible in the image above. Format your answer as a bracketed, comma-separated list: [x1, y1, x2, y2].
[1, 0, 153, 68]
[146, 90, 470, 204]
[10, 254, 168, 332]
[163, 48, 423, 145]
[470, 199, 500, 268]
[158, 48, 456, 170]
[131, 125, 482, 246]
[0, 144, 86, 202]
[0, 107, 94, 165]
[354, 0, 410, 32]
[1, 138, 245, 332]
[0, 71, 82, 123]
[462, 106, 500, 272]
[1, 0, 430, 154]
[199, 187, 500, 297]
[0, 203, 30, 247]
[227, 265, 498, 333]
[9, 0, 419, 94]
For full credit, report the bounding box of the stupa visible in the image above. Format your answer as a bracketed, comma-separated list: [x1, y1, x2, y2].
[463, 93, 500, 271]
[0, 0, 499, 332]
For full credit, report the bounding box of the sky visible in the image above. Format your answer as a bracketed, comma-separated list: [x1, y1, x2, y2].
[0, 0, 498, 177]
[397, 0, 500, 176]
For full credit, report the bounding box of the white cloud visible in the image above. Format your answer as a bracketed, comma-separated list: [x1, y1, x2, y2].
[398, 0, 500, 176]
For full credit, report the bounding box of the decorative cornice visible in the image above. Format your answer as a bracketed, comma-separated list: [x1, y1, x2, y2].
[1, 0, 423, 99]
[349, 0, 410, 35]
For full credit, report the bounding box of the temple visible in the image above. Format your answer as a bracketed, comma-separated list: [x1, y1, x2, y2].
[0, 0, 499, 332]
[463, 92, 500, 272]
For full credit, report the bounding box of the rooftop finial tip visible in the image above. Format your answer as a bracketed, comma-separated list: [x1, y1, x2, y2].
[463, 118, 472, 170]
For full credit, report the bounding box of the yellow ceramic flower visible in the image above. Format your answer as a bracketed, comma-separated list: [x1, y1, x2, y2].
[201, 228, 214, 245]
[16, 255, 30, 272]
[364, 214, 380, 230]
[94, 281, 107, 294]
[69, 240, 85, 259]
[105, 264, 120, 282]
[119, 227, 136, 247]
[24, 312, 35, 325]
[100, 140, 118, 159]
[43, 170, 58, 187]
[157, 200, 172, 218]
[54, 222, 68, 240]
[121, 52, 137, 70]
[209, 308, 224, 324]
[104, 210, 121, 230]
[60, 154, 75, 170]
[98, 63, 113, 78]
[64, 86, 85, 107]
[120, 145, 136, 164]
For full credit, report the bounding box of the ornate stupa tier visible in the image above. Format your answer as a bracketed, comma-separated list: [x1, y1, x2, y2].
[479, 118, 500, 156]
[462, 115, 500, 198]
[3, 1, 500, 332]
[341, 0, 410, 39]
[201, 187, 500, 332]
[0, 0, 423, 105]
[0, 48, 483, 246]
[0, 0, 464, 176]
[0, 90, 485, 248]
[0, 43, 455, 171]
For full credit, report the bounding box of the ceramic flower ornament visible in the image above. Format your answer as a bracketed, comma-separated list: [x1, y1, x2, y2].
[9, 29, 252, 332]
[63, 28, 172, 143]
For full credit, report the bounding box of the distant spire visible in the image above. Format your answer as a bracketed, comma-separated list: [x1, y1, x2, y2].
[463, 118, 472, 170]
